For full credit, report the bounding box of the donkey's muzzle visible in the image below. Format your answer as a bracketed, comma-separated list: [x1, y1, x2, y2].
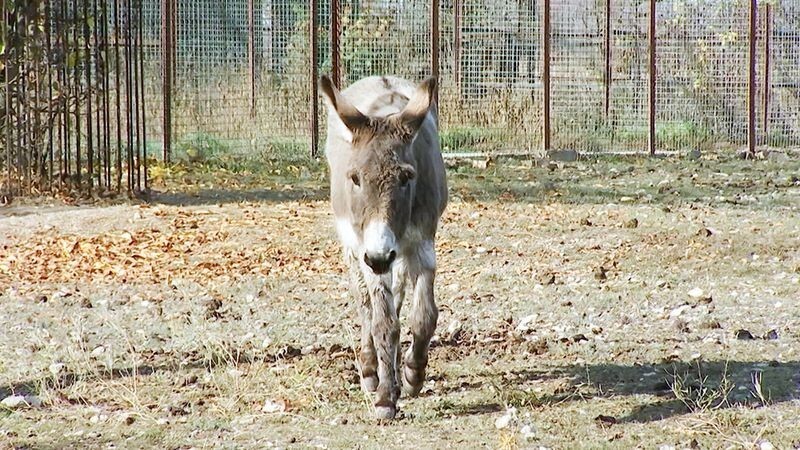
[364, 250, 396, 275]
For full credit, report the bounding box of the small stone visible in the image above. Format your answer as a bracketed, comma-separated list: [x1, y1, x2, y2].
[669, 304, 691, 319]
[182, 374, 198, 386]
[494, 409, 515, 429]
[673, 319, 689, 333]
[687, 288, 712, 303]
[697, 227, 713, 237]
[763, 329, 779, 340]
[594, 267, 607, 281]
[537, 272, 556, 285]
[471, 159, 492, 170]
[687, 148, 702, 160]
[444, 320, 463, 342]
[595, 414, 617, 425]
[301, 344, 318, 355]
[1, 395, 41, 409]
[624, 218, 639, 228]
[167, 404, 189, 416]
[1, 395, 27, 409]
[580, 218, 592, 226]
[520, 424, 536, 440]
[758, 440, 775, 450]
[262, 399, 288, 413]
[767, 151, 789, 162]
[699, 319, 721, 330]
[735, 329, 755, 340]
[49, 363, 65, 377]
[515, 314, 538, 333]
[547, 149, 578, 162]
[571, 333, 588, 343]
[90, 346, 106, 357]
[204, 298, 223, 319]
[36, 294, 48, 303]
[81, 297, 93, 308]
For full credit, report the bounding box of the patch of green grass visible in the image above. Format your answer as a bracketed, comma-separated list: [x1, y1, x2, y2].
[657, 121, 712, 151]
[440, 126, 507, 153]
[174, 133, 231, 163]
[262, 137, 309, 162]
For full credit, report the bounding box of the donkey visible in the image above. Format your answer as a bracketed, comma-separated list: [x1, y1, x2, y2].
[320, 75, 448, 419]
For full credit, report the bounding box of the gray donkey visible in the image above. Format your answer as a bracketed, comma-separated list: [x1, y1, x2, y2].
[320, 75, 448, 419]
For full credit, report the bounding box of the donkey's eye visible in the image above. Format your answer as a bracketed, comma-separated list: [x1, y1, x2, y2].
[349, 171, 361, 187]
[399, 168, 416, 187]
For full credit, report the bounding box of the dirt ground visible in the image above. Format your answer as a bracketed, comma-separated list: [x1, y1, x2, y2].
[1, 154, 799, 449]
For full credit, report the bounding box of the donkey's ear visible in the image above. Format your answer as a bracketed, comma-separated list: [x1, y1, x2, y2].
[320, 75, 369, 132]
[398, 76, 437, 132]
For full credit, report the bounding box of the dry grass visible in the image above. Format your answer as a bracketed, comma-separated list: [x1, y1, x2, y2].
[1, 153, 799, 449]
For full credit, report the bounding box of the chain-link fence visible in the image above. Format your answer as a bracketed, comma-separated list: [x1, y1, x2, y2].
[145, 0, 800, 160]
[3, 0, 800, 197]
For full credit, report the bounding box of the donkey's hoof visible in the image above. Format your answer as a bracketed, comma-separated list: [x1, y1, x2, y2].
[402, 365, 425, 397]
[361, 375, 378, 393]
[373, 404, 397, 420]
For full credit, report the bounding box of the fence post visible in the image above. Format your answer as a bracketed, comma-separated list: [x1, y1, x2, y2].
[648, 0, 656, 156]
[762, 3, 770, 142]
[331, 0, 341, 88]
[248, 0, 256, 117]
[604, 0, 611, 121]
[454, 0, 461, 93]
[542, 0, 551, 153]
[310, 0, 320, 157]
[161, 0, 172, 163]
[747, 0, 757, 156]
[138, 0, 147, 192]
[2, 0, 11, 195]
[431, 0, 440, 106]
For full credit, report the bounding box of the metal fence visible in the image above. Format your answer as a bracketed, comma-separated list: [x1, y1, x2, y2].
[1, 0, 149, 199]
[2, 0, 799, 197]
[144, 0, 800, 160]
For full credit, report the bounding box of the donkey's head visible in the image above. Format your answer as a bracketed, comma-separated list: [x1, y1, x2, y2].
[321, 75, 437, 274]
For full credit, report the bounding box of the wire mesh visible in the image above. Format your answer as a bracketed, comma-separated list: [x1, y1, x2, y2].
[338, 0, 430, 84]
[608, 0, 649, 153]
[550, 0, 605, 152]
[147, 0, 315, 161]
[5, 0, 800, 200]
[767, 0, 800, 148]
[440, 0, 542, 154]
[655, 0, 751, 152]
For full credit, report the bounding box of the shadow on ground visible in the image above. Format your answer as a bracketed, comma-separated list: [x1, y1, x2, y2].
[423, 352, 800, 423]
[4, 346, 797, 426]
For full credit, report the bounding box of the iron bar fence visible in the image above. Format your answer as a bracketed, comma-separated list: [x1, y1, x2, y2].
[1, 0, 147, 199]
[2, 0, 799, 198]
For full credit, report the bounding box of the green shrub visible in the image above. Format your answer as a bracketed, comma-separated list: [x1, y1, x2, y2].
[173, 133, 231, 163]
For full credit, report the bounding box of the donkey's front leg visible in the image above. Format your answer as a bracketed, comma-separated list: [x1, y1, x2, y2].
[366, 271, 400, 419]
[349, 257, 378, 393]
[403, 241, 439, 396]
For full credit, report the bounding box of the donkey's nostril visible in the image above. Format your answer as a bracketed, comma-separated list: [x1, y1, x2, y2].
[364, 251, 396, 274]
